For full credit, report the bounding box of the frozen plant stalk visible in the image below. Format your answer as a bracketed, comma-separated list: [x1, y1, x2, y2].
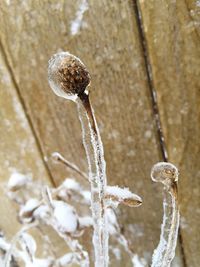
[48, 52, 108, 267]
[151, 162, 180, 267]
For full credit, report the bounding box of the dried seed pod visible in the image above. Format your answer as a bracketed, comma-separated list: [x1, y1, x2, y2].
[105, 186, 142, 207]
[48, 52, 90, 101]
[151, 162, 178, 188]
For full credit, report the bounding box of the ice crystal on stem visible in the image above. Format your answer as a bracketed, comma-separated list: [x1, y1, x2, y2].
[48, 51, 108, 267]
[151, 162, 180, 267]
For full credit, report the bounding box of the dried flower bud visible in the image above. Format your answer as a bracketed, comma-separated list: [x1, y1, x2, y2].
[105, 186, 142, 207]
[48, 52, 90, 101]
[151, 162, 179, 187]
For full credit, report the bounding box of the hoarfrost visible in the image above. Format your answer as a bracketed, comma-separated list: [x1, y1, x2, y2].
[70, 0, 89, 35]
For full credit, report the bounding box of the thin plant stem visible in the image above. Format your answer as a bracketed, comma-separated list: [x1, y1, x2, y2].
[152, 182, 179, 267]
[51, 152, 88, 181]
[77, 92, 108, 267]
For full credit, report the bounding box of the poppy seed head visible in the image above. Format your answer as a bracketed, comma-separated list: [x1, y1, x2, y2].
[48, 52, 90, 101]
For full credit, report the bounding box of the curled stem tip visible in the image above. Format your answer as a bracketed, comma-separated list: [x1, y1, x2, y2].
[151, 162, 180, 267]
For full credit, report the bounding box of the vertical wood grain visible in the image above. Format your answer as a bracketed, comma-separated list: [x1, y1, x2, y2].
[0, 0, 190, 265]
[138, 0, 200, 266]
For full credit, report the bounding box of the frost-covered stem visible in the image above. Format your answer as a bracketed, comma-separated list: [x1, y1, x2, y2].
[77, 92, 108, 267]
[4, 222, 38, 267]
[152, 183, 179, 267]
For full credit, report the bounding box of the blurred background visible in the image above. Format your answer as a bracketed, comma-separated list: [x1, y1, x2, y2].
[0, 0, 199, 266]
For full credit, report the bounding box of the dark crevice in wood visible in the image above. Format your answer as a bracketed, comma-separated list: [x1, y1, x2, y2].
[132, 1, 187, 267]
[132, 0, 168, 162]
[0, 39, 57, 188]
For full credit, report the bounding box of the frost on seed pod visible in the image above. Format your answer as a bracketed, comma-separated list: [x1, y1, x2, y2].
[151, 162, 179, 187]
[48, 52, 90, 101]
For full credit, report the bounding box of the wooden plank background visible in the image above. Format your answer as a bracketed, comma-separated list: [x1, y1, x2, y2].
[0, 0, 199, 266]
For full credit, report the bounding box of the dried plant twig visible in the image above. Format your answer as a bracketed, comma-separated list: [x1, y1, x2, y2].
[51, 152, 88, 181]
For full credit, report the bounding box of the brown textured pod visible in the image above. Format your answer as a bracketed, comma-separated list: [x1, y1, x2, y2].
[48, 52, 90, 101]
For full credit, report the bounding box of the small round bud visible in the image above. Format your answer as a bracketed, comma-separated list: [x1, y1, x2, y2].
[48, 52, 90, 101]
[151, 162, 179, 186]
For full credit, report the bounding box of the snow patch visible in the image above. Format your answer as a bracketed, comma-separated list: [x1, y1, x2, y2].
[70, 0, 89, 35]
[106, 186, 142, 207]
[79, 216, 93, 228]
[8, 172, 30, 191]
[53, 201, 78, 233]
[132, 254, 147, 267]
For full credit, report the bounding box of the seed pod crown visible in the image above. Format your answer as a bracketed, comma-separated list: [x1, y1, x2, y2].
[48, 52, 90, 101]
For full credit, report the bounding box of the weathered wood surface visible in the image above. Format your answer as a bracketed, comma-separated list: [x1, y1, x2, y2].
[0, 0, 199, 266]
[138, 0, 200, 266]
[0, 47, 69, 260]
[0, 47, 49, 237]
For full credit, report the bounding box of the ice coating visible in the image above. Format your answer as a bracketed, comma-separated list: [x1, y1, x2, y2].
[151, 162, 180, 267]
[48, 52, 90, 101]
[105, 186, 142, 207]
[151, 162, 178, 187]
[77, 97, 108, 267]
